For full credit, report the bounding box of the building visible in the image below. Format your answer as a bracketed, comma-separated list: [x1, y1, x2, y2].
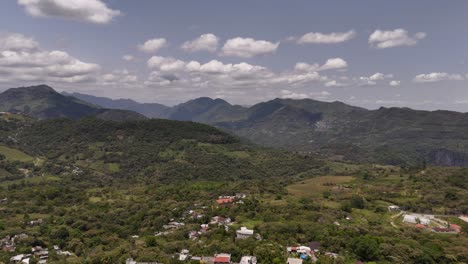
[210, 216, 232, 226]
[126, 258, 160, 264]
[287, 258, 303, 264]
[239, 256, 257, 264]
[403, 214, 431, 225]
[388, 205, 400, 212]
[236, 227, 254, 239]
[214, 253, 231, 264]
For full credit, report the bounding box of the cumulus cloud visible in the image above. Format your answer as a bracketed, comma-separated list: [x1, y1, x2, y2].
[280, 89, 309, 99]
[369, 29, 426, 49]
[221, 37, 279, 58]
[122, 55, 134, 61]
[297, 30, 356, 44]
[413, 72, 463, 83]
[181, 33, 219, 53]
[324, 80, 346, 87]
[358, 72, 393, 85]
[101, 69, 137, 85]
[295, 57, 348, 72]
[389, 80, 400, 86]
[0, 33, 39, 51]
[138, 38, 168, 53]
[17, 0, 121, 24]
[280, 90, 331, 100]
[0, 33, 100, 84]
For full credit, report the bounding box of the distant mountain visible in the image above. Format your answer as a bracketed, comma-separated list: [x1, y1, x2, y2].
[0, 85, 146, 121]
[64, 92, 170, 118]
[53, 91, 468, 166]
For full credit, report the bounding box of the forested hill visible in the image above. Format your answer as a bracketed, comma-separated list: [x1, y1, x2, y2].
[0, 85, 146, 121]
[72, 92, 468, 167]
[2, 117, 322, 183]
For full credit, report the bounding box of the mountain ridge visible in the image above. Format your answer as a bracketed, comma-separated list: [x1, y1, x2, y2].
[0, 85, 146, 121]
[68, 90, 468, 167]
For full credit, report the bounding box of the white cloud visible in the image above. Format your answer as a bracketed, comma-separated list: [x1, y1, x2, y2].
[295, 57, 348, 72]
[0, 33, 39, 51]
[181, 33, 219, 53]
[280, 90, 331, 100]
[297, 30, 356, 44]
[122, 55, 134, 61]
[320, 58, 348, 71]
[221, 37, 279, 58]
[17, 0, 121, 24]
[101, 69, 137, 85]
[369, 29, 426, 49]
[280, 89, 309, 99]
[413, 72, 463, 83]
[358, 72, 393, 85]
[389, 80, 400, 86]
[324, 80, 346, 87]
[138, 38, 168, 53]
[0, 33, 100, 84]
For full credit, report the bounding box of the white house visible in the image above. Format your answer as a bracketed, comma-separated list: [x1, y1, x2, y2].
[403, 214, 431, 225]
[287, 258, 303, 264]
[236, 227, 254, 239]
[240, 256, 257, 264]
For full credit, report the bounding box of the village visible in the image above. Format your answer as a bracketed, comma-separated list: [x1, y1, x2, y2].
[1, 193, 466, 263]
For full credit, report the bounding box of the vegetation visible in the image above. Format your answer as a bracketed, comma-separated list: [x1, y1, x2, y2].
[0, 116, 466, 263]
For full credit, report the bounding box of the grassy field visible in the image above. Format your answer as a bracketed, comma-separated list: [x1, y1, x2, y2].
[0, 145, 34, 162]
[287, 176, 355, 198]
[0, 175, 61, 187]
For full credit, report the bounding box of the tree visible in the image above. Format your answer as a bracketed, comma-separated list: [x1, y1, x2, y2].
[352, 235, 380, 261]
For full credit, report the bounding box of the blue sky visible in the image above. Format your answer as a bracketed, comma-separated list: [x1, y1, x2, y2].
[1, 0, 468, 110]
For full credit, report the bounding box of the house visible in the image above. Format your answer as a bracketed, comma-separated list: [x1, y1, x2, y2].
[432, 227, 458, 233]
[388, 205, 400, 212]
[287, 258, 303, 264]
[403, 214, 431, 225]
[236, 227, 254, 239]
[29, 219, 43, 225]
[214, 253, 231, 264]
[179, 249, 190, 261]
[162, 221, 185, 230]
[10, 254, 31, 263]
[239, 256, 257, 264]
[189, 230, 201, 240]
[216, 197, 235, 205]
[459, 215, 468, 223]
[210, 216, 232, 226]
[236, 193, 247, 199]
[125, 258, 160, 264]
[324, 252, 339, 258]
[449, 224, 461, 232]
[201, 256, 215, 264]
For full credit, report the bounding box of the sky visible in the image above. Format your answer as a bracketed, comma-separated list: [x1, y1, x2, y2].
[1, 0, 468, 111]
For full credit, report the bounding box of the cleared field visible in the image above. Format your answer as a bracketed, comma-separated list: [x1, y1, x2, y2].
[0, 145, 34, 162]
[287, 176, 355, 198]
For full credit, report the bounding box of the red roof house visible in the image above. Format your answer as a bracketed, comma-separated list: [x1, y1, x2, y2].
[214, 253, 231, 263]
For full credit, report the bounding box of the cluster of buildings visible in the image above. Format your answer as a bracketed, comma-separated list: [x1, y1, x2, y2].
[402, 213, 463, 233]
[176, 250, 257, 264]
[10, 245, 74, 263]
[1, 233, 28, 252]
[215, 193, 247, 206]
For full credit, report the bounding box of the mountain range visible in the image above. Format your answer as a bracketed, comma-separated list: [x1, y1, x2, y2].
[2, 85, 468, 166]
[0, 85, 146, 121]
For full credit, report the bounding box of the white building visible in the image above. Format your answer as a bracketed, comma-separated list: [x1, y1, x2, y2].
[403, 214, 432, 225]
[287, 258, 303, 264]
[240, 256, 257, 264]
[236, 227, 254, 239]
